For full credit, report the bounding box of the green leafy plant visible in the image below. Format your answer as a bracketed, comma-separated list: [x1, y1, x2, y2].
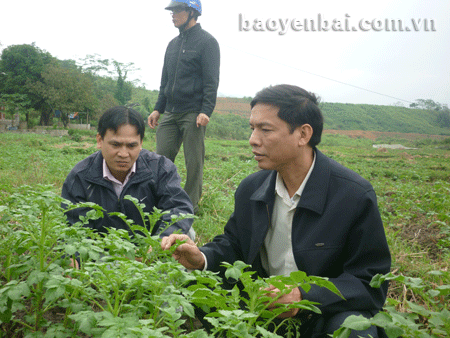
[1, 132, 449, 337]
[187, 261, 341, 337]
[0, 186, 81, 335]
[331, 271, 450, 338]
[0, 186, 200, 337]
[0, 186, 346, 337]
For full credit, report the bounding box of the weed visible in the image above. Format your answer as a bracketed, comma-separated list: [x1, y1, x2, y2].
[0, 132, 449, 337]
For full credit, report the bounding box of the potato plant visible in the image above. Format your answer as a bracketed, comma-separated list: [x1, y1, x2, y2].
[0, 132, 449, 337]
[0, 187, 339, 337]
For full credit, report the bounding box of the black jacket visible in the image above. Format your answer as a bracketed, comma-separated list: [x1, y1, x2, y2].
[62, 150, 194, 237]
[154, 23, 220, 117]
[200, 149, 391, 315]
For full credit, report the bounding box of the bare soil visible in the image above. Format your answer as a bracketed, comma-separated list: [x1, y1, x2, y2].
[321, 129, 448, 261]
[323, 129, 449, 141]
[215, 97, 449, 141]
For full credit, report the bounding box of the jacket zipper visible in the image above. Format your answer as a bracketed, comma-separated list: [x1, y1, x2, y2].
[170, 36, 185, 109]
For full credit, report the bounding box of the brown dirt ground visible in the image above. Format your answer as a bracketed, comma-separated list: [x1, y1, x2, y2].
[215, 97, 250, 117]
[329, 129, 447, 261]
[323, 129, 449, 141]
[384, 201, 445, 261]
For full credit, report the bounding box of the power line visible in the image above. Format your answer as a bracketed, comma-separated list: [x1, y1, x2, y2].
[224, 45, 414, 105]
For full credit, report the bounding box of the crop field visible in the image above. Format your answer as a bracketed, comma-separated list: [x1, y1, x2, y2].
[0, 130, 449, 337]
[214, 97, 252, 117]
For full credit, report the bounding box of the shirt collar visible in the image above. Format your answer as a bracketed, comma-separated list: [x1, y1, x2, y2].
[275, 151, 316, 203]
[102, 159, 136, 185]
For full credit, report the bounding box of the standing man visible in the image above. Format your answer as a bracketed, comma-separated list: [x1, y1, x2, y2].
[148, 0, 220, 214]
[161, 85, 391, 337]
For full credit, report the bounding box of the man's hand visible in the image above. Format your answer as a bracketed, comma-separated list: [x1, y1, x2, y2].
[161, 234, 205, 270]
[148, 111, 161, 129]
[69, 257, 79, 269]
[135, 246, 152, 263]
[196, 113, 210, 127]
[264, 285, 302, 318]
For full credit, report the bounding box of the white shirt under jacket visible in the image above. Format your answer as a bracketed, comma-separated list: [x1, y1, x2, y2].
[203, 153, 316, 276]
[260, 153, 316, 277]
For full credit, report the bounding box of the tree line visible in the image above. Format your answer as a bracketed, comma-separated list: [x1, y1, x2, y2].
[409, 99, 450, 129]
[1, 42, 449, 133]
[0, 43, 155, 128]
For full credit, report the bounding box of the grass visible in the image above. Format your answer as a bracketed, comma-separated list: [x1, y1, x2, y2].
[1, 131, 449, 268]
[0, 130, 449, 336]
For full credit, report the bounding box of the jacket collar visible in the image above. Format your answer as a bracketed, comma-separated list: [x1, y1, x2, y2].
[87, 151, 105, 181]
[249, 148, 330, 215]
[180, 23, 201, 37]
[297, 149, 330, 215]
[250, 171, 277, 205]
[86, 151, 154, 187]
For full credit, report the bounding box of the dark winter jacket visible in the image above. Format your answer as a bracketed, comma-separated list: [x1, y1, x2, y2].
[154, 23, 220, 117]
[200, 149, 391, 315]
[61, 149, 194, 237]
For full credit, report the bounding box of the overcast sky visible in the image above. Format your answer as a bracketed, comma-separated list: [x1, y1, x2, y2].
[1, 0, 449, 106]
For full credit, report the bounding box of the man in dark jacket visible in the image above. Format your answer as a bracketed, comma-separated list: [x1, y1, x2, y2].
[62, 106, 194, 249]
[161, 85, 391, 337]
[148, 0, 220, 214]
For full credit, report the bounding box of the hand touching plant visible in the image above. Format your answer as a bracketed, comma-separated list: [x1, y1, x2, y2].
[161, 233, 205, 270]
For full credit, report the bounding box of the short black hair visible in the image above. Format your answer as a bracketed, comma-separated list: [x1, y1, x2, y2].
[97, 106, 145, 140]
[250, 84, 323, 148]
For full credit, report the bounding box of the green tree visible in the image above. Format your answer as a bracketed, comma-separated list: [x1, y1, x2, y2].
[0, 93, 30, 127]
[77, 55, 138, 106]
[0, 43, 53, 99]
[142, 96, 152, 112]
[113, 61, 133, 105]
[0, 43, 55, 125]
[410, 99, 443, 111]
[27, 62, 98, 127]
[77, 53, 111, 77]
[436, 107, 450, 128]
[74, 55, 119, 118]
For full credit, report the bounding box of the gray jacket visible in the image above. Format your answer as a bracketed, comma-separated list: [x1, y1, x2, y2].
[62, 149, 194, 237]
[201, 149, 391, 315]
[154, 23, 220, 117]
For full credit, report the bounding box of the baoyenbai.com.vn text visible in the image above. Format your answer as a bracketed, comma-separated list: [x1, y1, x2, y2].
[238, 13, 437, 35]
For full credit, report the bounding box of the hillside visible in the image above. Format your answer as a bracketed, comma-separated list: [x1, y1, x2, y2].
[214, 97, 450, 136]
[320, 102, 449, 135]
[214, 97, 252, 117]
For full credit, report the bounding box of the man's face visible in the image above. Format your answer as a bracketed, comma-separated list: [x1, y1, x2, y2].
[249, 103, 302, 172]
[96, 124, 142, 182]
[171, 7, 189, 28]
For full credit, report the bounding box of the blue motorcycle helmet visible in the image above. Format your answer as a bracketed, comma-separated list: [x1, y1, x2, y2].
[165, 0, 202, 16]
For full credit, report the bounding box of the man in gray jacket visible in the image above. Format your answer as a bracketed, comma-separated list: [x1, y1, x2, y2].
[161, 85, 390, 337]
[148, 0, 220, 214]
[62, 106, 194, 245]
